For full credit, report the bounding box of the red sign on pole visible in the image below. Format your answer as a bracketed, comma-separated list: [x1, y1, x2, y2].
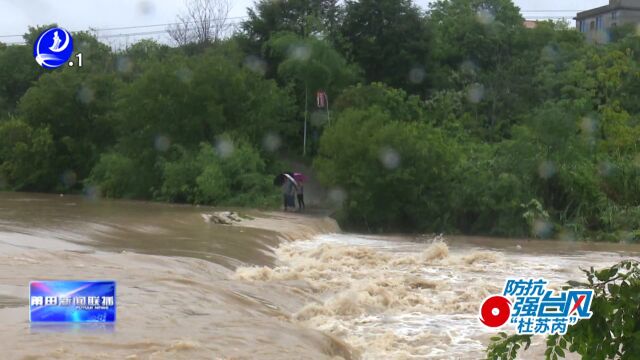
[316, 91, 327, 108]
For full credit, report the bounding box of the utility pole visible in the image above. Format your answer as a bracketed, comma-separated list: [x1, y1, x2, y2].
[303, 84, 308, 156]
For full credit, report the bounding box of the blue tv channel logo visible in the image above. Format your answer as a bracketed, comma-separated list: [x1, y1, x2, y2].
[33, 27, 74, 69]
[29, 280, 116, 323]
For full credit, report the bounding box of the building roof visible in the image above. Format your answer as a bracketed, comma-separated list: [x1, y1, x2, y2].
[523, 20, 538, 29]
[576, 2, 640, 20]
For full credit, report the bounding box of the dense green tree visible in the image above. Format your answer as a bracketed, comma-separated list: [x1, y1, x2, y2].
[339, 0, 431, 94]
[314, 106, 460, 232]
[242, 0, 342, 49]
[17, 70, 120, 189]
[266, 32, 359, 153]
[0, 118, 55, 191]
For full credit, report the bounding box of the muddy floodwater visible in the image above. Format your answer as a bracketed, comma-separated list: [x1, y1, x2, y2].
[1, 192, 639, 359]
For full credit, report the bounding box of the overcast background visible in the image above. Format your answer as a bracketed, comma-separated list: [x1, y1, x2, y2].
[0, 0, 608, 47]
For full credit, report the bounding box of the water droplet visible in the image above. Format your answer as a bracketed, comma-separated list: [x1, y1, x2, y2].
[116, 56, 134, 74]
[558, 228, 577, 241]
[409, 67, 426, 84]
[541, 45, 559, 63]
[476, 7, 495, 25]
[84, 185, 101, 201]
[538, 161, 556, 179]
[215, 137, 234, 159]
[379, 147, 401, 170]
[175, 67, 193, 83]
[580, 116, 597, 135]
[154, 135, 171, 152]
[137, 0, 155, 16]
[598, 161, 614, 177]
[460, 60, 479, 75]
[262, 132, 282, 152]
[466, 83, 485, 104]
[532, 219, 553, 239]
[328, 187, 347, 206]
[61, 170, 77, 188]
[77, 85, 95, 105]
[288, 44, 311, 61]
[244, 55, 267, 75]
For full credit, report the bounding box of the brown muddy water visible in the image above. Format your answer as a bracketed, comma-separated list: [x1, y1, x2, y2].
[0, 192, 639, 359]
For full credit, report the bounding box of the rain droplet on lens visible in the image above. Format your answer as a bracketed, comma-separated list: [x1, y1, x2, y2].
[116, 56, 134, 74]
[61, 170, 77, 188]
[379, 147, 401, 170]
[77, 85, 95, 104]
[175, 67, 193, 83]
[262, 132, 282, 152]
[532, 219, 553, 239]
[580, 116, 597, 135]
[598, 161, 614, 177]
[215, 137, 234, 159]
[466, 83, 485, 104]
[244, 55, 267, 76]
[137, 0, 155, 16]
[409, 67, 426, 84]
[328, 187, 347, 206]
[288, 44, 311, 61]
[460, 60, 479, 75]
[541, 45, 559, 63]
[154, 135, 171, 152]
[476, 7, 495, 25]
[538, 161, 556, 179]
[84, 185, 101, 201]
[557, 228, 576, 241]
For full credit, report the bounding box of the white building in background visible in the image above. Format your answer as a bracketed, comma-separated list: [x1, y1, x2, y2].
[575, 0, 640, 43]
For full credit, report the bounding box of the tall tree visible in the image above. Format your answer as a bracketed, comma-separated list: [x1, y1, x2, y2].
[338, 0, 431, 94]
[168, 0, 233, 46]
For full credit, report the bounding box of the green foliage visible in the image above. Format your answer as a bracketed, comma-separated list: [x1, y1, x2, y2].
[86, 152, 146, 198]
[334, 83, 425, 122]
[0, 44, 45, 115]
[112, 50, 296, 155]
[487, 260, 640, 359]
[0, 118, 55, 191]
[315, 107, 459, 232]
[339, 0, 431, 92]
[17, 68, 120, 189]
[157, 140, 278, 207]
[243, 0, 342, 42]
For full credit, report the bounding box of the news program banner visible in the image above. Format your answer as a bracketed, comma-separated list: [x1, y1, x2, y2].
[29, 280, 116, 322]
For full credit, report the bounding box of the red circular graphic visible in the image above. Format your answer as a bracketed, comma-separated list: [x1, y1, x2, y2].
[479, 296, 511, 328]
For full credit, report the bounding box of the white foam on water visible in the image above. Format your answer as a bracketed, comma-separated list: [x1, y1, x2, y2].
[236, 232, 640, 359]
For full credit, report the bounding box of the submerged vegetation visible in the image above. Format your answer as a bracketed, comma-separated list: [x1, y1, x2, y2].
[1, 0, 639, 241]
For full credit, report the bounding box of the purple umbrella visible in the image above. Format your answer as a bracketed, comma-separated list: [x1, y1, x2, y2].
[293, 173, 307, 182]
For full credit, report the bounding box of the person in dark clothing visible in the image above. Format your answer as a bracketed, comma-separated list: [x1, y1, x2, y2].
[282, 175, 298, 211]
[296, 181, 305, 211]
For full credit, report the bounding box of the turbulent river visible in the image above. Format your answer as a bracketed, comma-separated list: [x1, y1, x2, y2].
[0, 192, 639, 359]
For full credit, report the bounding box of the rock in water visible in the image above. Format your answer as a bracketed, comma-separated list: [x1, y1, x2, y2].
[201, 212, 243, 225]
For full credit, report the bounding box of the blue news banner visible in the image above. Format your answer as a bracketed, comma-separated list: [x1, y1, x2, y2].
[29, 281, 116, 322]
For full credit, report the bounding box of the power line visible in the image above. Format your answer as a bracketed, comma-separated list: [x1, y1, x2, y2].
[0, 16, 249, 39]
[3, 20, 246, 46]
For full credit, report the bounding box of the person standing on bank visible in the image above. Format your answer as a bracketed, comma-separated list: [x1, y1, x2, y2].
[296, 181, 305, 211]
[282, 173, 298, 212]
[293, 173, 306, 211]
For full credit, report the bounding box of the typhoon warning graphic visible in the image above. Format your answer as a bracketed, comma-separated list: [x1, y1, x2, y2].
[33, 27, 74, 69]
